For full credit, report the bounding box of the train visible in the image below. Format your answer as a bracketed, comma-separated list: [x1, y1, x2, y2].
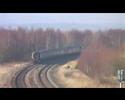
[32, 46, 83, 64]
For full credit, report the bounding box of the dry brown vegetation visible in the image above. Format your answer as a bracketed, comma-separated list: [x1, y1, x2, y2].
[52, 60, 118, 88]
[78, 29, 125, 82]
[0, 63, 26, 88]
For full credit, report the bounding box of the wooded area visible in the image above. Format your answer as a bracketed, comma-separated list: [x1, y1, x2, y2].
[78, 29, 125, 81]
[0, 27, 93, 63]
[1, 27, 125, 83]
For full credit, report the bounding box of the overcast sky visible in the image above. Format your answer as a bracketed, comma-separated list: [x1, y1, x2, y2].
[0, 13, 124, 30]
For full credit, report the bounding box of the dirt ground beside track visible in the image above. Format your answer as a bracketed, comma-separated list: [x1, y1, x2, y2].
[0, 63, 27, 88]
[52, 60, 120, 88]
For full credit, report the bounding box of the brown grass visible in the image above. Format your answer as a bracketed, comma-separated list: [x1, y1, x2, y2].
[52, 60, 119, 88]
[0, 63, 27, 88]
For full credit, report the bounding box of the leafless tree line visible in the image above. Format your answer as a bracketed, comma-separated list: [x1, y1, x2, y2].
[0, 27, 93, 63]
[78, 29, 125, 81]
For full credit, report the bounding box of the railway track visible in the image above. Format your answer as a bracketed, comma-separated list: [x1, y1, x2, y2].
[39, 64, 57, 88]
[11, 63, 36, 88]
[11, 63, 58, 88]
[25, 65, 43, 88]
[11, 53, 80, 88]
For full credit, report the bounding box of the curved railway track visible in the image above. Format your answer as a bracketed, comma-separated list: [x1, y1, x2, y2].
[39, 65, 56, 88]
[11, 63, 58, 88]
[25, 65, 43, 88]
[11, 63, 36, 88]
[11, 53, 80, 88]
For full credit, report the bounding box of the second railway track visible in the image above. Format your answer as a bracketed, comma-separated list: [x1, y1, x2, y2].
[11, 63, 58, 88]
[39, 64, 57, 88]
[11, 52, 80, 88]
